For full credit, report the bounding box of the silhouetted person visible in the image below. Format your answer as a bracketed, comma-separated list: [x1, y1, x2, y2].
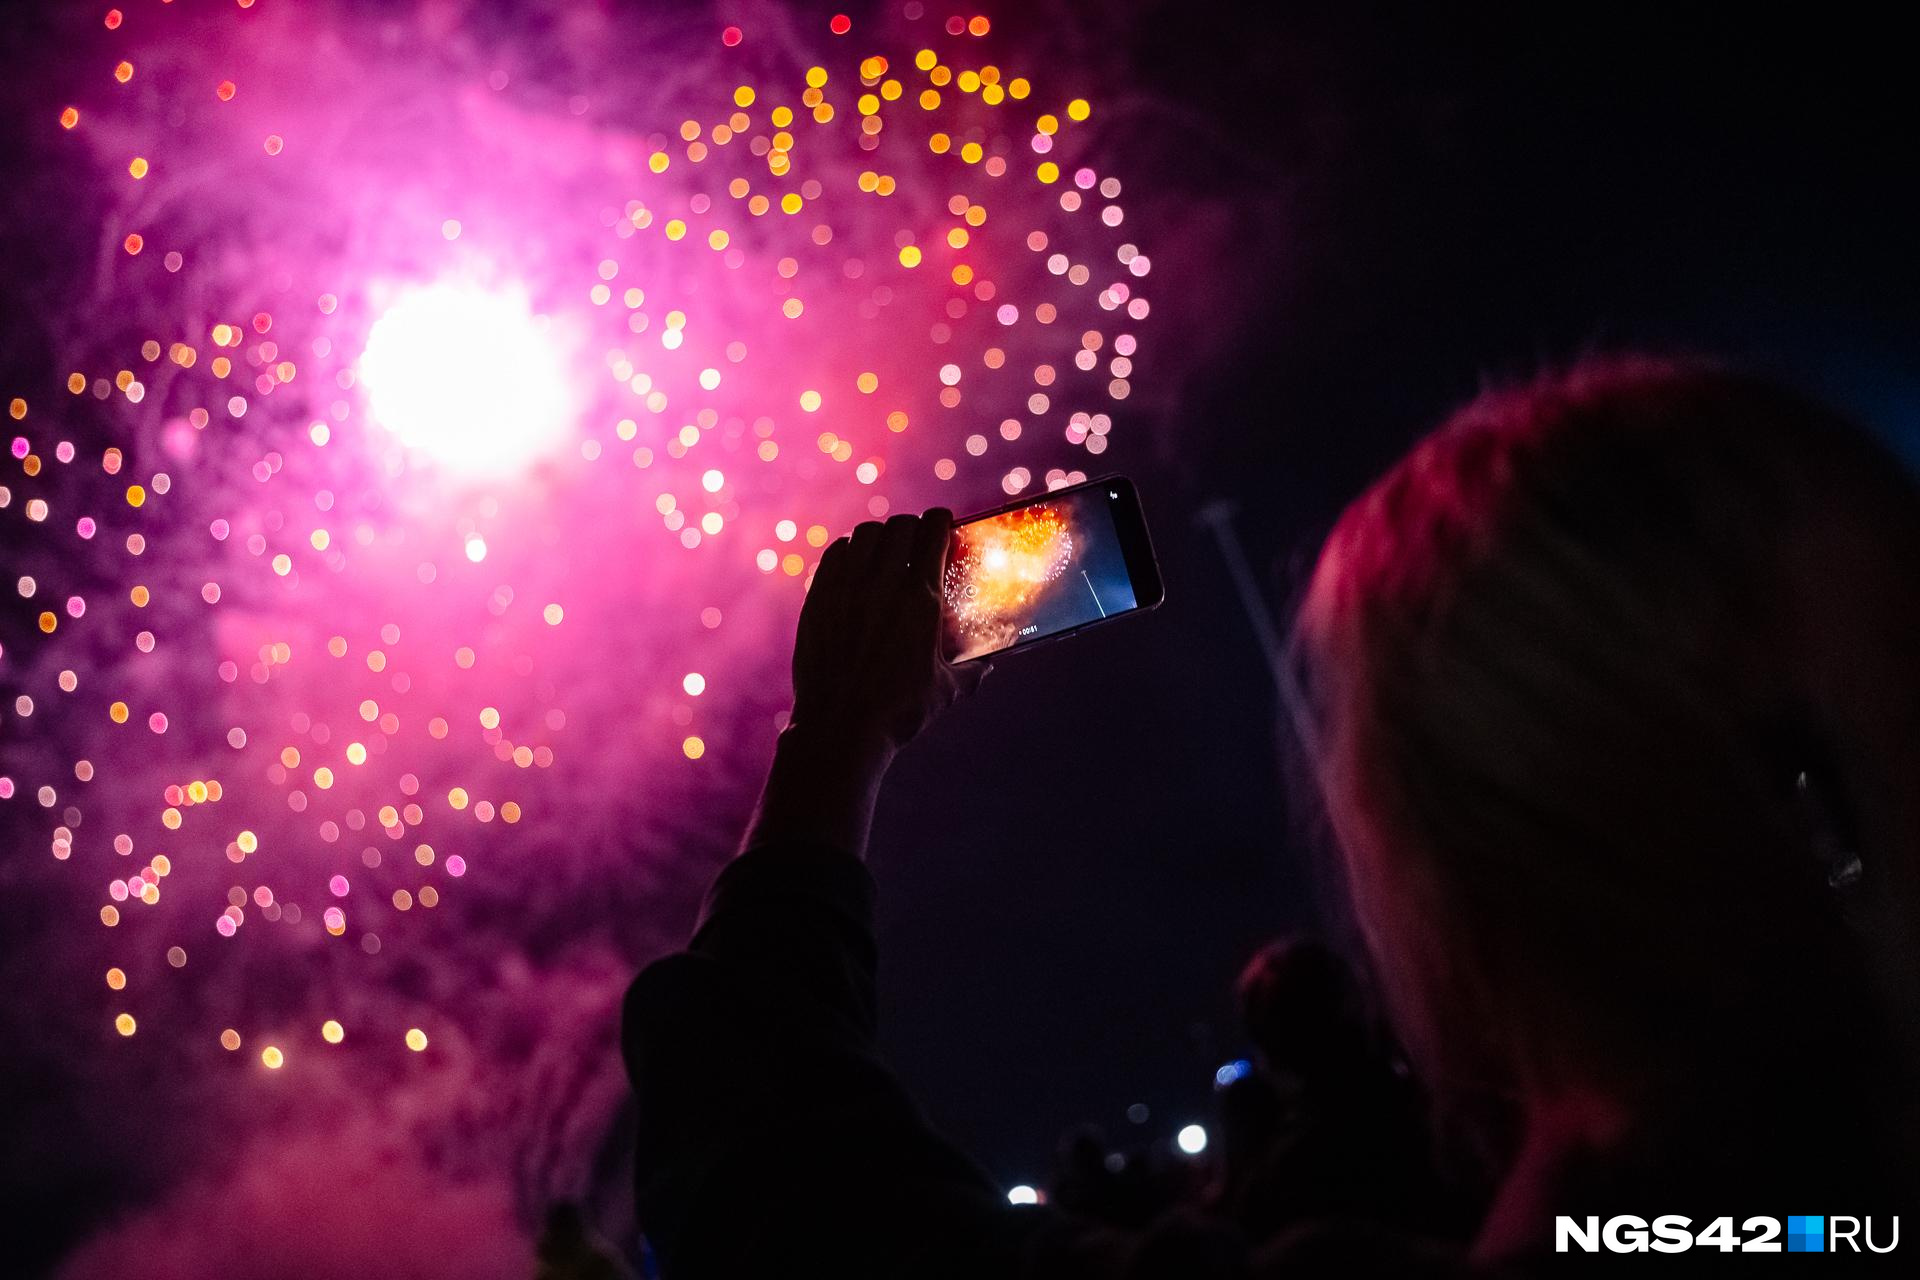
[624, 359, 1920, 1275]
[1214, 939, 1459, 1242]
[1238, 939, 1369, 1085]
[1046, 1125, 1204, 1233]
[1047, 1126, 1124, 1224]
[1207, 1064, 1283, 1220]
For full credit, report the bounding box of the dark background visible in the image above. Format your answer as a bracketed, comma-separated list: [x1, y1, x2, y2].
[870, 0, 1919, 1190]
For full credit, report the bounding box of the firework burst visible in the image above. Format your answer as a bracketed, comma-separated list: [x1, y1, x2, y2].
[0, 1, 1177, 1271]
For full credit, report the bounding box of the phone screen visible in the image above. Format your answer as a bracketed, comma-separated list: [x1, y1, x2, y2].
[941, 477, 1161, 662]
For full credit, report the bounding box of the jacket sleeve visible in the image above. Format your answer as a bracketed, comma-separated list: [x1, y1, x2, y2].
[623, 839, 1064, 1278]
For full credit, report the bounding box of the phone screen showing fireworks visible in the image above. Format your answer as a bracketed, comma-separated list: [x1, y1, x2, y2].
[941, 476, 1163, 662]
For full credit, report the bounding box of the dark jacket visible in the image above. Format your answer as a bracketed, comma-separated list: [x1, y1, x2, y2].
[623, 841, 1465, 1278]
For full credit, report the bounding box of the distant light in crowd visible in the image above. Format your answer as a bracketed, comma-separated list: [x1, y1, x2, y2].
[1214, 1058, 1253, 1088]
[1007, 1184, 1040, 1205]
[1176, 1124, 1208, 1155]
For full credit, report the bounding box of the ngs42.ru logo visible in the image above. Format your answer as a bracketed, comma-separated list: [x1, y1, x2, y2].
[1557, 1216, 1899, 1254]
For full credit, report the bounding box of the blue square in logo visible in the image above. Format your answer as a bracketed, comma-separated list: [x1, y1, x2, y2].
[1788, 1216, 1825, 1253]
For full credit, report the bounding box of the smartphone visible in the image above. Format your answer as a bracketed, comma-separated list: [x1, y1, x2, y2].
[941, 475, 1164, 662]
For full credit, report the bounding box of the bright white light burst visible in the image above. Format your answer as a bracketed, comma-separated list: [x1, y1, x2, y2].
[360, 282, 574, 473]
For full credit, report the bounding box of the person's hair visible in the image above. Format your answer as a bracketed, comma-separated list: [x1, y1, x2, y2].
[1287, 358, 1920, 1141]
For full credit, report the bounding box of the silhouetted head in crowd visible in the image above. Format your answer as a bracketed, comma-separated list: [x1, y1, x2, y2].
[1288, 359, 1920, 1218]
[1235, 937, 1370, 1084]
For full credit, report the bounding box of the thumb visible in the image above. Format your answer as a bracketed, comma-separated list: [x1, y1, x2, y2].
[955, 660, 993, 698]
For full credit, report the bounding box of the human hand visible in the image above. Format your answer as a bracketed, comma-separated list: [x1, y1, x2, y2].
[789, 509, 988, 761]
